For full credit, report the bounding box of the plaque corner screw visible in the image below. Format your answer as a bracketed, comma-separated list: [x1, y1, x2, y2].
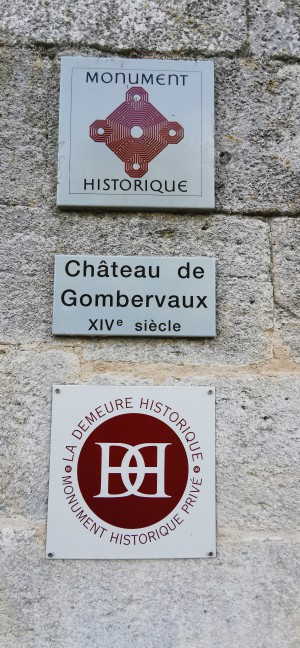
[55, 388, 60, 394]
[208, 389, 213, 395]
[48, 552, 54, 558]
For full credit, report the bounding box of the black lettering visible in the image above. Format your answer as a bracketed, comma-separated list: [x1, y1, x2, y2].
[120, 265, 132, 277]
[61, 289, 76, 306]
[116, 291, 129, 307]
[84, 179, 94, 190]
[168, 74, 178, 85]
[156, 74, 165, 85]
[129, 73, 139, 84]
[141, 73, 153, 84]
[101, 72, 113, 83]
[86, 72, 98, 83]
[132, 295, 143, 307]
[196, 296, 208, 308]
[83, 260, 94, 277]
[154, 295, 166, 307]
[80, 294, 92, 307]
[88, 319, 98, 331]
[149, 265, 160, 278]
[115, 72, 126, 83]
[178, 180, 187, 192]
[193, 266, 204, 279]
[120, 179, 131, 191]
[182, 296, 194, 308]
[65, 260, 80, 277]
[178, 263, 190, 279]
[95, 294, 113, 307]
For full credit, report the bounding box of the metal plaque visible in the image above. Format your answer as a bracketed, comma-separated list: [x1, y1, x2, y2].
[46, 385, 216, 559]
[57, 56, 214, 210]
[52, 255, 216, 337]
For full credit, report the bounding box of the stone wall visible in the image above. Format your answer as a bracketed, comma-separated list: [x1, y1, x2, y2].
[0, 2, 299, 647]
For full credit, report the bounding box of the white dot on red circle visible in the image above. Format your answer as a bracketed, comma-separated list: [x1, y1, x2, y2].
[131, 126, 143, 138]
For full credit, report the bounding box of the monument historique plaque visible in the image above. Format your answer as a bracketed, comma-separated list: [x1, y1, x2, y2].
[57, 56, 214, 210]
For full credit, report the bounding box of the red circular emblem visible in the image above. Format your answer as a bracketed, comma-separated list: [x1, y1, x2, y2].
[77, 413, 189, 529]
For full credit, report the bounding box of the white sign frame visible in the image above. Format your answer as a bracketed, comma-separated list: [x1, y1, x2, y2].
[52, 255, 216, 338]
[46, 385, 216, 559]
[57, 56, 214, 210]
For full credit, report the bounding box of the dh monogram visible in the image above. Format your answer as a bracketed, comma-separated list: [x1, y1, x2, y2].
[94, 443, 171, 498]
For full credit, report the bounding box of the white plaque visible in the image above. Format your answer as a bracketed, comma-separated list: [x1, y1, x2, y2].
[46, 385, 216, 559]
[57, 56, 214, 210]
[52, 255, 216, 337]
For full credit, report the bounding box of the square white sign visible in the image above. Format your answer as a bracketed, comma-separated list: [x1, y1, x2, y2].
[46, 385, 216, 559]
[57, 57, 214, 210]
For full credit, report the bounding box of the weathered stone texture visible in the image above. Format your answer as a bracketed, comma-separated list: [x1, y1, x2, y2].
[1, 350, 299, 535]
[272, 218, 300, 318]
[249, 1, 300, 58]
[58, 213, 273, 364]
[271, 218, 300, 364]
[0, 1, 299, 645]
[0, 531, 299, 648]
[0, 0, 247, 54]
[215, 59, 300, 213]
[0, 207, 58, 343]
[0, 349, 80, 519]
[0, 208, 274, 361]
[0, 50, 51, 207]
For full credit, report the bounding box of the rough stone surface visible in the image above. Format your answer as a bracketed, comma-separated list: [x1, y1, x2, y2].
[271, 218, 300, 318]
[0, 1, 247, 54]
[0, 50, 51, 207]
[215, 59, 300, 213]
[1, 357, 299, 534]
[0, 207, 58, 343]
[0, 349, 80, 519]
[44, 54, 300, 214]
[0, 209, 275, 362]
[271, 218, 300, 365]
[1, 2, 300, 646]
[56, 213, 273, 365]
[249, 1, 300, 58]
[0, 532, 299, 648]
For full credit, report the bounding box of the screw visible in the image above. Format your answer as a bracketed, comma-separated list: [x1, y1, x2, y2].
[208, 551, 214, 557]
[208, 389, 213, 395]
[48, 552, 54, 558]
[55, 388, 60, 394]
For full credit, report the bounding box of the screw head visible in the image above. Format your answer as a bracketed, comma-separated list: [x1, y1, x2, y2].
[208, 551, 214, 557]
[55, 388, 60, 394]
[208, 389, 213, 395]
[48, 552, 54, 558]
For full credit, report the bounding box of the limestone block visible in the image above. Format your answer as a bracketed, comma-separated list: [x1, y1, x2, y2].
[0, 207, 58, 343]
[270, 218, 300, 364]
[1, 357, 299, 534]
[56, 213, 273, 365]
[271, 218, 300, 318]
[0, 530, 299, 648]
[249, 1, 300, 58]
[275, 319, 300, 364]
[213, 376, 300, 532]
[0, 0, 247, 54]
[81, 375, 300, 533]
[215, 59, 300, 213]
[0, 349, 80, 519]
[0, 50, 51, 207]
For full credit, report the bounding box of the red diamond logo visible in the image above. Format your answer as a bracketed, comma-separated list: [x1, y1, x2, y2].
[89, 87, 184, 178]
